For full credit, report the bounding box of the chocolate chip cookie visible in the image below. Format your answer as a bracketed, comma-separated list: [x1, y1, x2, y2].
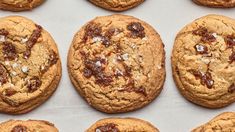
[88, 0, 145, 11]
[86, 117, 159, 132]
[68, 14, 165, 113]
[193, 0, 235, 8]
[172, 14, 235, 108]
[0, 16, 61, 114]
[0, 0, 45, 11]
[192, 112, 235, 131]
[0, 119, 58, 132]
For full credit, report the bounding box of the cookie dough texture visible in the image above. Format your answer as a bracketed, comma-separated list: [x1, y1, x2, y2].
[192, 112, 235, 132]
[68, 14, 165, 113]
[172, 14, 235, 108]
[0, 120, 58, 132]
[0, 16, 61, 114]
[0, 0, 44, 11]
[86, 117, 159, 132]
[193, 0, 235, 8]
[88, 0, 145, 11]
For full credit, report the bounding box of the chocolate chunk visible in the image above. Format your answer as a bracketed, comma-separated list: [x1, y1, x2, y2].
[4, 88, 17, 96]
[194, 44, 208, 54]
[83, 23, 102, 42]
[23, 24, 42, 59]
[0, 64, 9, 85]
[96, 123, 119, 132]
[193, 27, 216, 43]
[191, 70, 214, 89]
[2, 42, 18, 61]
[0, 29, 9, 36]
[101, 36, 111, 47]
[229, 51, 235, 63]
[135, 86, 147, 96]
[127, 22, 145, 38]
[123, 63, 132, 76]
[11, 125, 27, 132]
[83, 58, 113, 86]
[27, 76, 42, 93]
[228, 83, 235, 93]
[225, 35, 235, 48]
[48, 50, 58, 66]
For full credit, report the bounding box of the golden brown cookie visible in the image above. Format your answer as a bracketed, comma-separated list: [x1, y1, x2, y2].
[172, 14, 235, 108]
[193, 0, 235, 8]
[0, 0, 45, 11]
[88, 0, 145, 11]
[86, 117, 159, 132]
[0, 16, 61, 114]
[68, 14, 165, 113]
[192, 112, 235, 131]
[0, 119, 58, 132]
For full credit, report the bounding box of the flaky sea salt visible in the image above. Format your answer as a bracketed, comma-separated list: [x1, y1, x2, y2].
[21, 66, 29, 73]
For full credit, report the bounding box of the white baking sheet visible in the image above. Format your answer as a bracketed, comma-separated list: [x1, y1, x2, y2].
[0, 0, 235, 131]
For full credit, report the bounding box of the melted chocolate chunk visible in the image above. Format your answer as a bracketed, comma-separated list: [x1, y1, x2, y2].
[27, 76, 42, 93]
[195, 44, 208, 54]
[11, 125, 27, 132]
[229, 51, 235, 63]
[225, 35, 235, 48]
[135, 86, 147, 96]
[0, 64, 9, 85]
[119, 79, 147, 96]
[96, 123, 119, 132]
[83, 58, 113, 86]
[4, 89, 17, 96]
[0, 29, 9, 36]
[127, 22, 145, 38]
[23, 24, 42, 59]
[83, 23, 102, 42]
[193, 27, 216, 43]
[191, 70, 214, 89]
[228, 83, 235, 93]
[2, 42, 18, 61]
[48, 50, 58, 66]
[123, 63, 132, 76]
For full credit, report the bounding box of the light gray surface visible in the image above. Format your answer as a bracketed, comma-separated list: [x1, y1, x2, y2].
[0, 0, 235, 131]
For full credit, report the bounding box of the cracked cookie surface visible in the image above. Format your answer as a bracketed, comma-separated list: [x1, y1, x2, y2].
[192, 112, 235, 132]
[0, 0, 45, 11]
[172, 14, 235, 108]
[68, 14, 165, 113]
[0, 119, 58, 132]
[193, 0, 235, 8]
[0, 16, 61, 114]
[88, 0, 145, 11]
[86, 117, 159, 132]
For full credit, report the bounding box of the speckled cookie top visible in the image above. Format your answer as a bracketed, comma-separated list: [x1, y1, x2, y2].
[172, 14, 235, 108]
[89, 0, 145, 11]
[193, 0, 235, 7]
[192, 112, 235, 131]
[86, 118, 159, 132]
[0, 120, 58, 132]
[0, 0, 44, 11]
[68, 14, 165, 113]
[0, 16, 61, 113]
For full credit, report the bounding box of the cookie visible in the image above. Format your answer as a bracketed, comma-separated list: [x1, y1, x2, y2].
[86, 117, 159, 132]
[0, 119, 58, 132]
[88, 0, 145, 11]
[0, 0, 45, 11]
[193, 0, 235, 8]
[0, 16, 61, 114]
[172, 14, 235, 108]
[192, 112, 235, 131]
[68, 14, 165, 113]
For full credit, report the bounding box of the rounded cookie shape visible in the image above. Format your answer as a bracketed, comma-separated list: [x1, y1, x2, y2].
[193, 0, 235, 8]
[68, 14, 165, 113]
[86, 117, 159, 132]
[172, 14, 235, 108]
[0, 119, 58, 132]
[192, 112, 235, 131]
[0, 16, 61, 114]
[0, 0, 45, 11]
[88, 0, 145, 11]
